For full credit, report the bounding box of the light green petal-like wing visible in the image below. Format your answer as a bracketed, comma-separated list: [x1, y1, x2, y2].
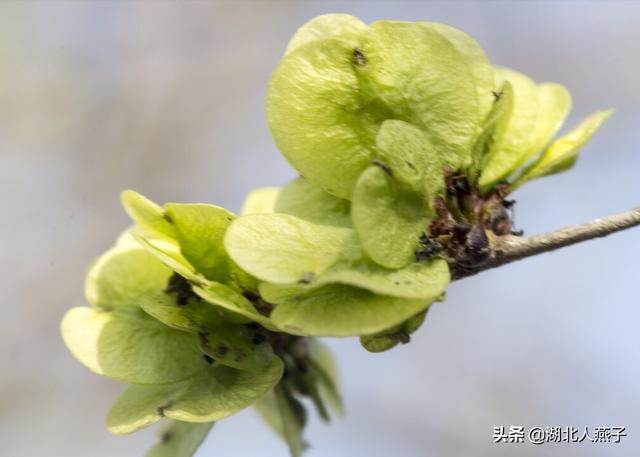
[268, 38, 376, 199]
[360, 309, 428, 353]
[359, 21, 480, 168]
[164, 203, 235, 282]
[307, 339, 343, 416]
[274, 385, 306, 457]
[241, 187, 280, 215]
[285, 14, 365, 55]
[121, 190, 176, 240]
[313, 257, 450, 300]
[275, 177, 351, 228]
[254, 390, 285, 439]
[375, 119, 445, 207]
[479, 67, 539, 192]
[146, 421, 214, 457]
[193, 282, 278, 331]
[351, 166, 429, 269]
[61, 306, 205, 384]
[107, 358, 284, 435]
[512, 109, 613, 189]
[527, 82, 572, 158]
[133, 235, 205, 286]
[139, 291, 275, 371]
[424, 22, 495, 128]
[225, 214, 357, 284]
[261, 282, 444, 337]
[469, 81, 512, 180]
[85, 245, 172, 309]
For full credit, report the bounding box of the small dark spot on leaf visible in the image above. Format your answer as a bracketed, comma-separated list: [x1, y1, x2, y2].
[353, 47, 367, 66]
[234, 349, 246, 362]
[298, 272, 315, 284]
[162, 213, 173, 223]
[492, 90, 504, 101]
[198, 331, 210, 347]
[161, 431, 172, 444]
[165, 273, 195, 306]
[372, 159, 393, 176]
[203, 354, 214, 364]
[406, 161, 416, 170]
[157, 401, 174, 417]
[215, 345, 229, 357]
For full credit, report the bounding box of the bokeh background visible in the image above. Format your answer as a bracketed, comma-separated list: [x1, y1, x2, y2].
[2, 1, 639, 456]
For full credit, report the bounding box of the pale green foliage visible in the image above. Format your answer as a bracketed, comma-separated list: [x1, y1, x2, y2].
[62, 13, 613, 457]
[62, 305, 205, 384]
[275, 177, 351, 227]
[478, 67, 540, 191]
[360, 310, 428, 353]
[241, 187, 280, 215]
[139, 292, 275, 370]
[285, 13, 365, 55]
[164, 203, 235, 282]
[146, 421, 214, 457]
[107, 358, 283, 434]
[512, 109, 614, 189]
[260, 282, 443, 337]
[225, 213, 358, 284]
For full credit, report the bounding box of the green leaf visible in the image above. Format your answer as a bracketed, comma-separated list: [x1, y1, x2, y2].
[164, 203, 235, 282]
[134, 235, 206, 286]
[307, 339, 343, 416]
[475, 81, 570, 184]
[193, 282, 278, 331]
[275, 177, 351, 227]
[61, 306, 205, 384]
[115, 228, 140, 248]
[310, 257, 450, 300]
[512, 109, 613, 189]
[358, 21, 480, 168]
[85, 245, 172, 309]
[225, 214, 357, 284]
[121, 190, 176, 240]
[285, 13, 365, 55]
[260, 281, 447, 337]
[107, 357, 284, 435]
[241, 187, 280, 215]
[527, 82, 572, 158]
[254, 390, 285, 439]
[274, 385, 307, 457]
[138, 291, 274, 371]
[268, 37, 377, 199]
[146, 421, 213, 457]
[360, 309, 428, 353]
[375, 119, 445, 208]
[140, 291, 226, 334]
[479, 67, 539, 192]
[469, 81, 512, 179]
[424, 22, 495, 128]
[351, 166, 429, 269]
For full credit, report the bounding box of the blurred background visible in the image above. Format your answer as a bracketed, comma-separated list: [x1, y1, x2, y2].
[1, 1, 639, 456]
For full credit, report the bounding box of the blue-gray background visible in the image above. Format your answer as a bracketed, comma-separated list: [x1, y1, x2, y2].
[1, 1, 638, 456]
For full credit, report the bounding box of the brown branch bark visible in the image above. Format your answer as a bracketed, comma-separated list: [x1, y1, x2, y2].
[452, 207, 640, 280]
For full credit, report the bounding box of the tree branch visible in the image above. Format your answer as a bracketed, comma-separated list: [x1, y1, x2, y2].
[452, 207, 640, 280]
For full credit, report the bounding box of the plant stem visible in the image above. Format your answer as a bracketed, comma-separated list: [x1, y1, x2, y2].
[452, 207, 640, 280]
